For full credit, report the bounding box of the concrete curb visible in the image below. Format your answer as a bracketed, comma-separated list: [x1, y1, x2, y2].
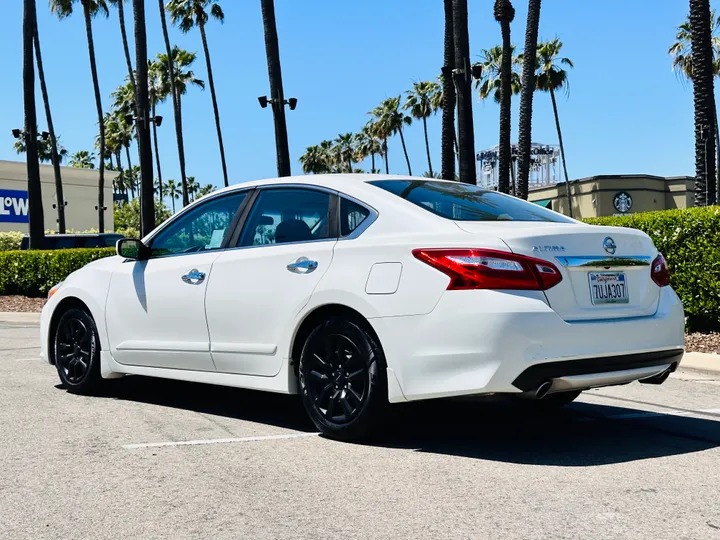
[680, 351, 720, 374]
[0, 312, 41, 324]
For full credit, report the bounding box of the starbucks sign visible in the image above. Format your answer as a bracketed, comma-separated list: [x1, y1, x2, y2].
[613, 192, 633, 213]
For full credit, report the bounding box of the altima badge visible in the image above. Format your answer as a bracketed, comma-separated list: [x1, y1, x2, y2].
[532, 245, 566, 252]
[603, 237, 617, 255]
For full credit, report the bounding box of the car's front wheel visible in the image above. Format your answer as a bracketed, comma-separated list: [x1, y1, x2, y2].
[299, 317, 387, 441]
[54, 307, 103, 394]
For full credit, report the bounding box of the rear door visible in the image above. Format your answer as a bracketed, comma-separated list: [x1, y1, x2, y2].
[204, 187, 337, 377]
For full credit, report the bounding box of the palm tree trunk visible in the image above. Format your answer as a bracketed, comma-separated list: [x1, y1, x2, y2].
[116, 150, 126, 198]
[83, 1, 105, 232]
[133, 0, 155, 237]
[152, 100, 163, 204]
[441, 0, 456, 181]
[498, 19, 513, 194]
[261, 0, 291, 177]
[384, 139, 389, 174]
[158, 0, 189, 207]
[452, 0, 477, 184]
[690, 0, 717, 206]
[125, 145, 135, 199]
[398, 128, 412, 175]
[549, 86, 572, 217]
[33, 8, 64, 233]
[422, 116, 433, 176]
[517, 0, 541, 200]
[199, 21, 229, 187]
[24, 0, 44, 248]
[116, 0, 142, 168]
[371, 151, 375, 173]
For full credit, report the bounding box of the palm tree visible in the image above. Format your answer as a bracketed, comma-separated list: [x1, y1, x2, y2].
[404, 81, 440, 177]
[14, 132, 68, 164]
[157, 0, 189, 207]
[148, 60, 168, 203]
[689, 0, 718, 205]
[166, 0, 229, 187]
[671, 11, 720, 203]
[516, 0, 542, 201]
[493, 0, 516, 195]
[453, 0, 477, 184]
[260, 0, 291, 176]
[186, 176, 200, 200]
[50, 0, 109, 231]
[536, 38, 573, 215]
[355, 124, 383, 173]
[154, 47, 205, 206]
[165, 178, 180, 212]
[69, 150, 96, 169]
[299, 144, 332, 174]
[33, 7, 65, 232]
[333, 133, 356, 173]
[441, 0, 456, 181]
[109, 0, 137, 135]
[371, 97, 413, 175]
[23, 0, 44, 248]
[365, 120, 390, 174]
[196, 183, 214, 198]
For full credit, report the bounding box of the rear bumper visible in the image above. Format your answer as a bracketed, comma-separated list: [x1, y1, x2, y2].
[371, 287, 685, 403]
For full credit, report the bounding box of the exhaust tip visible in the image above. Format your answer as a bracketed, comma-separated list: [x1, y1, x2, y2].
[536, 380, 553, 399]
[639, 363, 677, 385]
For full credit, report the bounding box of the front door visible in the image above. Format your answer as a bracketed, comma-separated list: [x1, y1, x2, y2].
[106, 191, 248, 371]
[205, 187, 337, 376]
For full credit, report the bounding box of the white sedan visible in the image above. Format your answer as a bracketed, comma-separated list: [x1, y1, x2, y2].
[40, 175, 685, 440]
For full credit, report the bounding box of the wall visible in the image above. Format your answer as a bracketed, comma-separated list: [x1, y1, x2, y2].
[527, 174, 694, 218]
[0, 160, 116, 233]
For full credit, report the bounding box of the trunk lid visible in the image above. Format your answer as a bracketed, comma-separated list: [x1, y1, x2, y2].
[454, 221, 660, 321]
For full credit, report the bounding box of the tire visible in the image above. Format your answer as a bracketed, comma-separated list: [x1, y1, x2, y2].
[298, 317, 388, 441]
[53, 307, 103, 394]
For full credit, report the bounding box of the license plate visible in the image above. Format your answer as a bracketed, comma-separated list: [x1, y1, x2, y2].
[588, 272, 629, 305]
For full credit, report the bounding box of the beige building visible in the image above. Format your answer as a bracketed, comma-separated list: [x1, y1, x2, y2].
[0, 160, 116, 233]
[526, 174, 695, 218]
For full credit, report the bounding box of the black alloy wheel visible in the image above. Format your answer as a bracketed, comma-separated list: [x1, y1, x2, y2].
[299, 317, 387, 440]
[54, 307, 102, 393]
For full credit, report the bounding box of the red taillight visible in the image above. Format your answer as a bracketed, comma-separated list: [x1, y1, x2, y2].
[651, 253, 670, 287]
[412, 248, 563, 291]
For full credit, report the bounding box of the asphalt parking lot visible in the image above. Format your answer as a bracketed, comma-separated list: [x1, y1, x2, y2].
[2, 319, 720, 540]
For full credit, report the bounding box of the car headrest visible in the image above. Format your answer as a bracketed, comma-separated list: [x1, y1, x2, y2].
[275, 219, 312, 244]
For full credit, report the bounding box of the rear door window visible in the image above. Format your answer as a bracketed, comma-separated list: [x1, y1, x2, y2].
[340, 198, 371, 236]
[369, 179, 573, 223]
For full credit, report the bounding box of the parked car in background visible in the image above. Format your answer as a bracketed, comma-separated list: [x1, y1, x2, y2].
[21, 233, 124, 250]
[40, 175, 684, 440]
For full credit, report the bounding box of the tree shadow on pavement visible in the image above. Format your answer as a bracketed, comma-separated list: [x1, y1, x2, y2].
[87, 375, 720, 466]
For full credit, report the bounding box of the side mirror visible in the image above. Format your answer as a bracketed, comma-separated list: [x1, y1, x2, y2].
[117, 238, 149, 260]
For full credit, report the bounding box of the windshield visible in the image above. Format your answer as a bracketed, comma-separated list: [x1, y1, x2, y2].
[369, 180, 574, 223]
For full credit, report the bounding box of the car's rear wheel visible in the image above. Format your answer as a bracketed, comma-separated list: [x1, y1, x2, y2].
[299, 317, 387, 441]
[54, 307, 103, 394]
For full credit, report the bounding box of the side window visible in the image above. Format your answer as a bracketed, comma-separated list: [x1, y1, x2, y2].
[238, 188, 331, 247]
[340, 198, 371, 237]
[150, 192, 246, 256]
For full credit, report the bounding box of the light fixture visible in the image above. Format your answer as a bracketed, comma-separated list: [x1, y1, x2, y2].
[124, 114, 134, 126]
[11, 129, 22, 139]
[287, 97, 297, 110]
[470, 64, 483, 79]
[40, 131, 50, 140]
[258, 96, 269, 108]
[154, 116, 163, 127]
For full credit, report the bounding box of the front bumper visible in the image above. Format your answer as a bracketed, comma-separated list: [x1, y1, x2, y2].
[371, 287, 685, 403]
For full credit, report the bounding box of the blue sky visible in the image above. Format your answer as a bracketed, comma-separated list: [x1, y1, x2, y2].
[0, 0, 697, 193]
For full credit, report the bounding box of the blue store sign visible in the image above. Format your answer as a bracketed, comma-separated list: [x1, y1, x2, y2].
[0, 189, 30, 223]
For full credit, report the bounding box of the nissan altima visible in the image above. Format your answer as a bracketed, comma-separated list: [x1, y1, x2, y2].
[40, 175, 685, 440]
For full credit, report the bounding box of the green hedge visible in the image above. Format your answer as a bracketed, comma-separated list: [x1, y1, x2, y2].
[0, 248, 115, 297]
[0, 232, 24, 252]
[585, 206, 720, 330]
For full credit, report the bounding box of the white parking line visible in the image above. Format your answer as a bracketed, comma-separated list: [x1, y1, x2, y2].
[123, 432, 319, 449]
[595, 408, 720, 421]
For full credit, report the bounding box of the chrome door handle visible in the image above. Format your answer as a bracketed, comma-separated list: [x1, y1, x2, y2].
[181, 269, 206, 284]
[287, 257, 318, 274]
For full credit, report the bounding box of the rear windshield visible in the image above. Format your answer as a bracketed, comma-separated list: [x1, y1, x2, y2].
[369, 180, 573, 223]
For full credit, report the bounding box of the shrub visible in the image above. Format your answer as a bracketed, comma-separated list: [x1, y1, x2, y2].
[0, 248, 115, 297]
[0, 232, 24, 252]
[585, 206, 720, 330]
